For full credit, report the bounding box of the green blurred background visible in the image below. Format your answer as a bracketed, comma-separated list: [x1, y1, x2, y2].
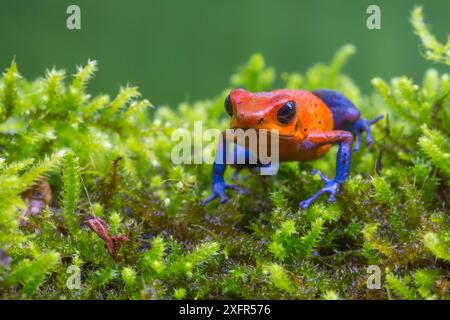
[1, 0, 448, 106]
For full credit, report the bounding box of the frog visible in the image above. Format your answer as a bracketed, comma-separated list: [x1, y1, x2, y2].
[202, 88, 383, 209]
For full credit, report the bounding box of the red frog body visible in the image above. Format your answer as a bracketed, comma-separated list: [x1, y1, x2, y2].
[203, 88, 383, 209]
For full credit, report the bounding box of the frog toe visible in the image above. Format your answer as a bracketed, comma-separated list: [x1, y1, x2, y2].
[299, 199, 312, 210]
[364, 115, 383, 146]
[311, 169, 331, 184]
[327, 193, 337, 203]
[299, 180, 341, 209]
[202, 182, 248, 206]
[225, 183, 248, 195]
[350, 114, 383, 150]
[368, 114, 384, 125]
[353, 132, 362, 152]
[202, 194, 218, 206]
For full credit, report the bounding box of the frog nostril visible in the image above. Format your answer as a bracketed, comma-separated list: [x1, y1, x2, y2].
[257, 117, 264, 124]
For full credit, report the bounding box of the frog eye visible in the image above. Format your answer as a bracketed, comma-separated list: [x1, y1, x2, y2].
[224, 95, 233, 116]
[277, 101, 296, 124]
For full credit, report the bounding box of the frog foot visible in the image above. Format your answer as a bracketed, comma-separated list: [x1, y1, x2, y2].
[202, 182, 248, 206]
[299, 170, 341, 209]
[352, 115, 384, 152]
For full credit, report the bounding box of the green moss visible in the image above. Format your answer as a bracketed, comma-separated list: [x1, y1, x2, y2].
[0, 6, 448, 300]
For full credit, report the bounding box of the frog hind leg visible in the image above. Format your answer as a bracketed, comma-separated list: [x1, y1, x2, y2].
[313, 89, 383, 152]
[348, 115, 384, 151]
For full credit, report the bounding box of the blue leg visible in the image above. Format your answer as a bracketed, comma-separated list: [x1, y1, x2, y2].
[299, 130, 353, 209]
[202, 134, 253, 206]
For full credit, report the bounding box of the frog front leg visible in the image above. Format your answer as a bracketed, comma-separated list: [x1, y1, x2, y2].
[202, 132, 250, 205]
[299, 130, 353, 209]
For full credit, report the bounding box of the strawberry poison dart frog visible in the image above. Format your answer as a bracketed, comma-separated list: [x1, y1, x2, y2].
[203, 89, 383, 209]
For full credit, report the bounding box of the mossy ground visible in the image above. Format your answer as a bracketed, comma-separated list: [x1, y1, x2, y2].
[0, 6, 448, 300]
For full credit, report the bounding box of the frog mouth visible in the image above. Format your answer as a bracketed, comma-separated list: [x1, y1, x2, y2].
[229, 127, 295, 142]
[270, 133, 296, 142]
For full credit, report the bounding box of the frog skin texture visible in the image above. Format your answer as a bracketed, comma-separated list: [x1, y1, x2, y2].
[202, 89, 383, 209]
